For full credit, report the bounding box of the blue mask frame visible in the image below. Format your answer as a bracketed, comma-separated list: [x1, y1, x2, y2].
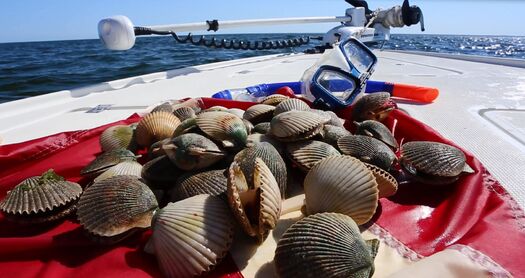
[309, 65, 364, 110]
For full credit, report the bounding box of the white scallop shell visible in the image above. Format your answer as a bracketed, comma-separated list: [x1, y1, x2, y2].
[135, 111, 181, 147]
[260, 94, 289, 106]
[243, 104, 275, 124]
[146, 194, 235, 278]
[303, 156, 379, 225]
[196, 111, 247, 146]
[99, 125, 134, 152]
[269, 110, 324, 141]
[273, 98, 310, 116]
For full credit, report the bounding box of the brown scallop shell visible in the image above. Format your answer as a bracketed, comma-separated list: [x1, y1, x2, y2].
[151, 102, 174, 113]
[141, 155, 183, 187]
[145, 194, 235, 278]
[322, 124, 352, 146]
[303, 156, 378, 225]
[243, 104, 275, 124]
[352, 92, 395, 122]
[355, 120, 398, 149]
[270, 110, 325, 142]
[170, 169, 228, 201]
[273, 98, 310, 116]
[0, 171, 82, 223]
[135, 111, 181, 147]
[226, 158, 281, 242]
[365, 163, 398, 198]
[260, 94, 289, 106]
[172, 106, 196, 121]
[93, 160, 143, 183]
[77, 175, 158, 238]
[286, 140, 341, 172]
[196, 111, 248, 147]
[80, 149, 137, 177]
[163, 133, 226, 171]
[99, 125, 135, 152]
[234, 142, 287, 198]
[400, 141, 468, 178]
[246, 133, 285, 154]
[337, 135, 397, 171]
[253, 122, 270, 134]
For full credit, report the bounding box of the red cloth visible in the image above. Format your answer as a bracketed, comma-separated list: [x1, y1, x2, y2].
[1, 98, 524, 277]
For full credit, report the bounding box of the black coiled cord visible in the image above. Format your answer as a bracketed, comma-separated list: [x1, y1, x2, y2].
[134, 27, 312, 51]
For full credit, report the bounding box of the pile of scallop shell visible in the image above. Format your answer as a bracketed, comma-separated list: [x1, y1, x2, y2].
[0, 93, 474, 277]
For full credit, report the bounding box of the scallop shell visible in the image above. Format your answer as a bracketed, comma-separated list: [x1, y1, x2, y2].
[275, 212, 378, 278]
[321, 124, 352, 146]
[173, 106, 196, 121]
[355, 120, 398, 149]
[337, 135, 397, 171]
[226, 158, 281, 242]
[226, 108, 245, 118]
[141, 155, 183, 186]
[400, 141, 468, 178]
[352, 92, 395, 122]
[99, 125, 135, 152]
[196, 111, 247, 147]
[247, 133, 284, 154]
[234, 142, 287, 198]
[260, 94, 289, 106]
[0, 170, 82, 223]
[270, 110, 325, 142]
[94, 160, 143, 183]
[80, 149, 137, 176]
[273, 98, 310, 116]
[304, 156, 378, 224]
[163, 133, 226, 171]
[77, 175, 158, 237]
[365, 163, 398, 198]
[145, 194, 235, 278]
[170, 169, 227, 201]
[151, 102, 174, 113]
[204, 105, 228, 112]
[242, 119, 254, 135]
[135, 111, 181, 147]
[286, 140, 341, 172]
[253, 122, 270, 134]
[243, 104, 275, 124]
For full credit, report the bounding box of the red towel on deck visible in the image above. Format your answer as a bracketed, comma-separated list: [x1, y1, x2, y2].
[0, 98, 523, 277]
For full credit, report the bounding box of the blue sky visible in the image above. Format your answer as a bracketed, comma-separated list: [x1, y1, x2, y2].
[0, 0, 523, 43]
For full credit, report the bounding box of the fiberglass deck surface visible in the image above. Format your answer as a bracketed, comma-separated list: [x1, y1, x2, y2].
[0, 50, 524, 209]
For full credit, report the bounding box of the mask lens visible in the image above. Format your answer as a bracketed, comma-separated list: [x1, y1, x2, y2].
[317, 70, 357, 101]
[343, 41, 374, 73]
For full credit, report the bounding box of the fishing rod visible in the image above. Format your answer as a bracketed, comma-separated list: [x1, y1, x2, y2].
[98, 0, 424, 51]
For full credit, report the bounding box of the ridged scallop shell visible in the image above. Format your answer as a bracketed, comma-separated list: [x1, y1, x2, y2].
[226, 108, 245, 118]
[355, 120, 398, 149]
[135, 111, 181, 147]
[275, 212, 378, 278]
[270, 110, 325, 142]
[260, 94, 289, 106]
[253, 122, 270, 134]
[145, 194, 235, 278]
[141, 155, 183, 186]
[337, 135, 396, 171]
[204, 105, 228, 112]
[99, 125, 135, 152]
[77, 175, 158, 237]
[365, 163, 398, 198]
[322, 124, 352, 146]
[94, 160, 143, 183]
[0, 170, 82, 223]
[164, 133, 226, 171]
[352, 92, 395, 122]
[304, 156, 378, 224]
[196, 111, 247, 147]
[273, 98, 310, 116]
[80, 149, 137, 176]
[151, 102, 174, 113]
[242, 119, 254, 135]
[400, 141, 467, 177]
[227, 158, 281, 242]
[170, 169, 227, 201]
[173, 106, 196, 121]
[234, 142, 287, 198]
[286, 140, 341, 172]
[243, 104, 275, 124]
[247, 133, 284, 154]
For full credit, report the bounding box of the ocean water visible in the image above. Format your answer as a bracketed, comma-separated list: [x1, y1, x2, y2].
[0, 34, 524, 103]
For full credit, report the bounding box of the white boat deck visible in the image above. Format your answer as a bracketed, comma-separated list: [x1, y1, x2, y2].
[1, 50, 524, 208]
